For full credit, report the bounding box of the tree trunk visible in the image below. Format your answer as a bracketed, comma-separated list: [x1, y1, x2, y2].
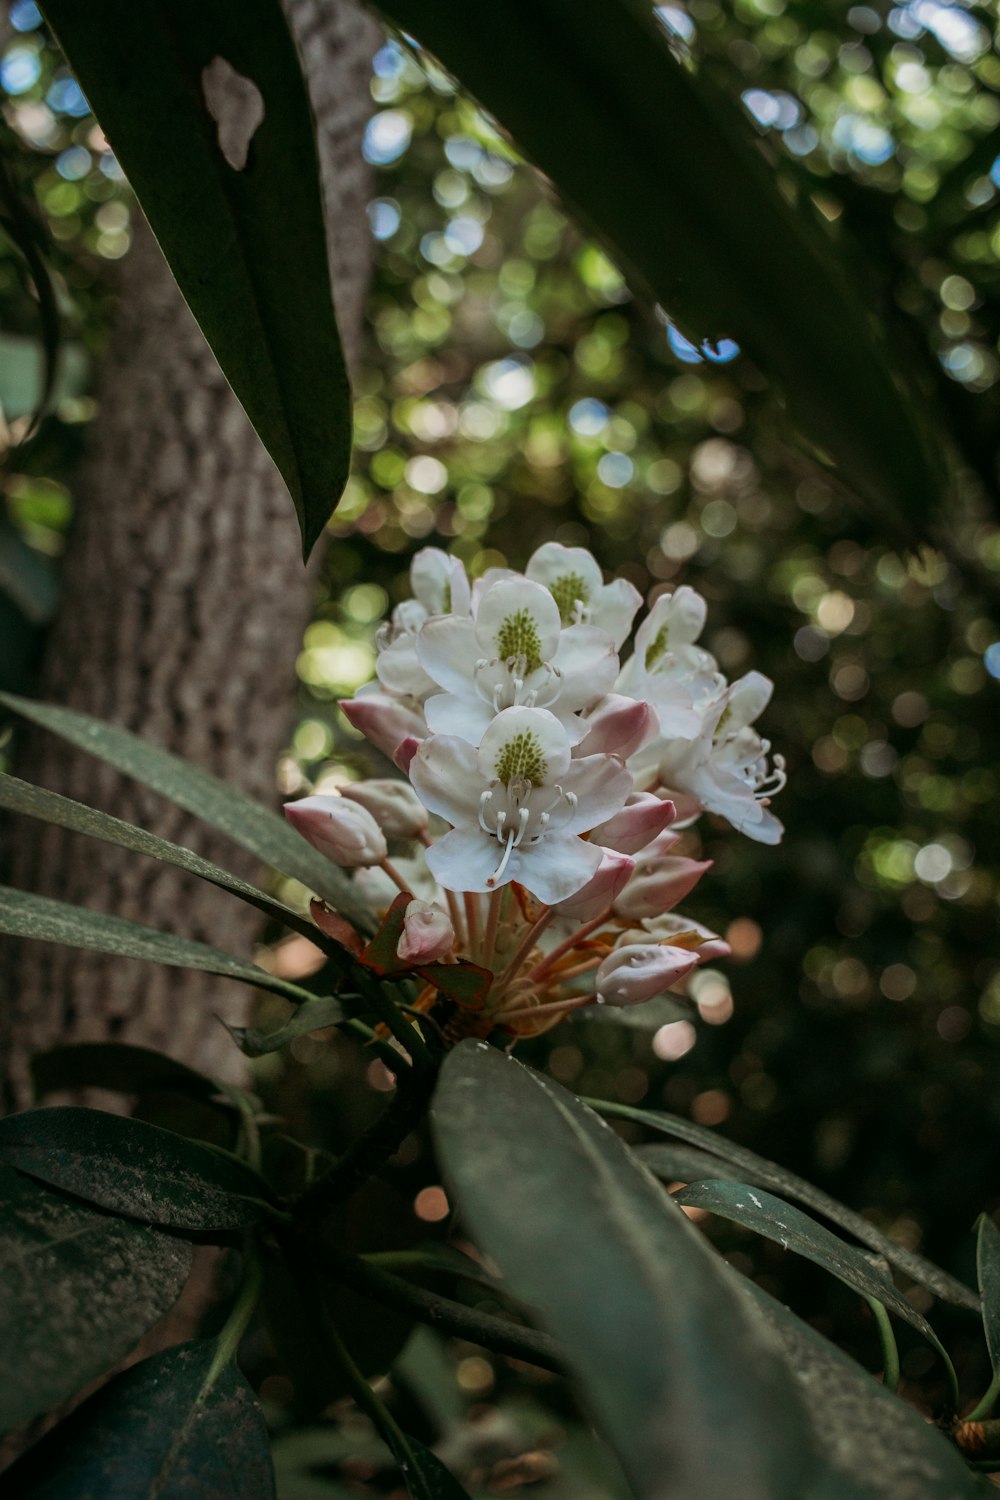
[0, 0, 380, 1111]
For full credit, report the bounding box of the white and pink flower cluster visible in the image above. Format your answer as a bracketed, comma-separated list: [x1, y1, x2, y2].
[285, 545, 785, 1037]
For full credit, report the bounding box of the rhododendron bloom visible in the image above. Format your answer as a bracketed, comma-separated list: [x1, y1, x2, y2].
[525, 541, 642, 647]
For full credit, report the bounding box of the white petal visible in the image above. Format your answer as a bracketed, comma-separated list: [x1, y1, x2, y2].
[410, 736, 484, 826]
[724, 670, 773, 730]
[475, 578, 561, 664]
[424, 693, 493, 741]
[513, 833, 602, 904]
[560, 754, 633, 833]
[424, 827, 506, 893]
[478, 707, 572, 786]
[550, 625, 618, 711]
[525, 543, 603, 622]
[415, 617, 478, 695]
[591, 577, 643, 648]
[376, 636, 438, 698]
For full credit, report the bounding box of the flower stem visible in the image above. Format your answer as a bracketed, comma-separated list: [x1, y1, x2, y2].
[526, 910, 611, 981]
[482, 887, 504, 967]
[380, 857, 413, 895]
[464, 891, 480, 951]
[495, 906, 553, 990]
[497, 994, 596, 1025]
[966, 1369, 1000, 1423]
[865, 1296, 900, 1393]
[204, 1236, 264, 1388]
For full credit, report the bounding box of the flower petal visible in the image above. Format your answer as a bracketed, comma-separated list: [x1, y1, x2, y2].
[560, 754, 633, 833]
[410, 736, 484, 826]
[416, 617, 479, 695]
[424, 827, 505, 893]
[478, 707, 572, 786]
[475, 578, 561, 665]
[551, 625, 619, 711]
[512, 833, 602, 904]
[591, 577, 643, 648]
[424, 692, 493, 742]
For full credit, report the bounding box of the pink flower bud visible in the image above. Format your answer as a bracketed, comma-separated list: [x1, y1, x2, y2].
[284, 795, 387, 868]
[576, 695, 659, 760]
[396, 899, 455, 964]
[340, 778, 428, 838]
[555, 849, 635, 920]
[393, 736, 422, 773]
[591, 793, 677, 855]
[595, 943, 699, 1006]
[613, 856, 712, 920]
[339, 691, 426, 761]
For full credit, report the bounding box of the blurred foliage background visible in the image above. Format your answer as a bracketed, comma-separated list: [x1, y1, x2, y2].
[5, 0, 1000, 1461]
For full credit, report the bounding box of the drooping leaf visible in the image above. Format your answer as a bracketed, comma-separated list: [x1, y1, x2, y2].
[31, 1041, 224, 1104]
[0, 772, 323, 944]
[594, 1098, 979, 1311]
[224, 996, 349, 1058]
[0, 1166, 192, 1433]
[432, 1042, 815, 1500]
[977, 1214, 1000, 1380]
[0, 885, 318, 1006]
[378, 0, 942, 538]
[4, 1340, 275, 1499]
[40, 0, 351, 558]
[748, 1286, 980, 1499]
[0, 693, 370, 928]
[0, 1106, 278, 1230]
[675, 1179, 952, 1364]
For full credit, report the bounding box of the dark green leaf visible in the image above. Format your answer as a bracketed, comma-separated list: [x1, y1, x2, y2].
[0, 120, 61, 435]
[634, 1141, 746, 1184]
[433, 1042, 814, 1500]
[378, 0, 942, 537]
[0, 884, 317, 1006]
[40, 0, 350, 557]
[31, 1041, 224, 1104]
[0, 772, 323, 943]
[0, 1166, 192, 1433]
[977, 1214, 1000, 1379]
[749, 1287, 979, 1499]
[594, 1098, 979, 1311]
[225, 996, 348, 1057]
[0, 1106, 277, 1230]
[675, 1179, 949, 1358]
[0, 693, 370, 928]
[4, 1340, 275, 1499]
[0, 515, 58, 625]
[416, 959, 490, 1010]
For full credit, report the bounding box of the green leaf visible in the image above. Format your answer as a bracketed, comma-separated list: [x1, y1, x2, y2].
[674, 1179, 951, 1363]
[0, 884, 318, 1006]
[0, 1166, 192, 1433]
[432, 1042, 815, 1500]
[0, 693, 370, 928]
[379, 0, 941, 537]
[224, 995, 349, 1057]
[0, 121, 61, 435]
[0, 1106, 278, 1230]
[40, 0, 350, 558]
[0, 514, 58, 625]
[977, 1214, 1000, 1380]
[749, 1287, 980, 1499]
[4, 1340, 275, 1498]
[31, 1041, 224, 1104]
[0, 772, 323, 944]
[594, 1098, 979, 1312]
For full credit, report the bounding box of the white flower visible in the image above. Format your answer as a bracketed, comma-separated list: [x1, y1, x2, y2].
[284, 795, 387, 867]
[617, 585, 724, 743]
[374, 548, 471, 701]
[525, 541, 642, 648]
[417, 576, 618, 744]
[409, 705, 632, 903]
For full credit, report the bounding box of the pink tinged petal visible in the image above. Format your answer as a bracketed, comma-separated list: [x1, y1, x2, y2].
[577, 695, 659, 759]
[424, 826, 512, 894]
[559, 755, 633, 834]
[396, 899, 455, 963]
[550, 625, 618, 711]
[394, 736, 422, 773]
[409, 736, 484, 826]
[375, 636, 438, 699]
[613, 856, 713, 921]
[415, 616, 479, 696]
[555, 848, 635, 919]
[509, 833, 603, 905]
[424, 692, 494, 742]
[595, 943, 699, 1006]
[340, 778, 428, 838]
[474, 578, 561, 663]
[477, 707, 572, 785]
[645, 912, 731, 961]
[339, 693, 426, 760]
[590, 576, 643, 649]
[591, 792, 677, 854]
[284, 796, 387, 868]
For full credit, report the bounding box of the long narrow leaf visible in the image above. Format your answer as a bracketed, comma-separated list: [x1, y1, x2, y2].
[379, 0, 942, 536]
[0, 693, 370, 928]
[0, 885, 316, 1007]
[40, 0, 351, 557]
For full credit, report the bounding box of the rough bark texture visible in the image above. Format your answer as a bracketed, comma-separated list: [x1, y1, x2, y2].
[1, 0, 380, 1111]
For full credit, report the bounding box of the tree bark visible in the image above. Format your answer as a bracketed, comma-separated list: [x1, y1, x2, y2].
[0, 0, 380, 1111]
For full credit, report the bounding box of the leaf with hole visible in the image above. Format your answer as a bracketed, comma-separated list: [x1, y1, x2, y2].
[0, 1107, 278, 1231]
[39, 0, 351, 557]
[0, 884, 319, 1006]
[0, 693, 370, 927]
[3, 1340, 275, 1498]
[0, 1166, 192, 1434]
[433, 1042, 815, 1500]
[594, 1098, 979, 1311]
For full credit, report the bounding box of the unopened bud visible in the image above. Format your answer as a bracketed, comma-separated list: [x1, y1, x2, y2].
[396, 899, 454, 964]
[595, 943, 699, 1006]
[577, 695, 659, 760]
[340, 778, 428, 838]
[339, 691, 426, 761]
[613, 856, 712, 920]
[555, 849, 635, 920]
[284, 795, 387, 868]
[591, 793, 677, 855]
[393, 735, 422, 773]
